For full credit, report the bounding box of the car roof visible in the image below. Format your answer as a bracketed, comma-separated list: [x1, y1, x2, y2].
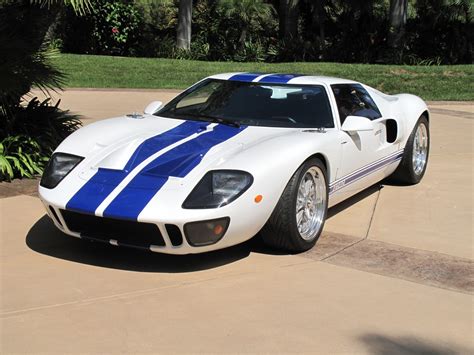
[207, 72, 359, 86]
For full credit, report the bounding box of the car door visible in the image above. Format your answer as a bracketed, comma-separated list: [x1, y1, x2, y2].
[330, 84, 400, 199]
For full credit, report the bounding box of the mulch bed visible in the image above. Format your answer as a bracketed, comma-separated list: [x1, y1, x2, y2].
[0, 178, 39, 199]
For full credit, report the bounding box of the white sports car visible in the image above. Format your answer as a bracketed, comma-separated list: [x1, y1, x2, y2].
[39, 73, 430, 254]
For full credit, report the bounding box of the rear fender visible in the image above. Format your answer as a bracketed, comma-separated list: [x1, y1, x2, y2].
[393, 94, 429, 145]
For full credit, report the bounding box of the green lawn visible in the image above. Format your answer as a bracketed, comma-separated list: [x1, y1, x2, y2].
[52, 54, 474, 101]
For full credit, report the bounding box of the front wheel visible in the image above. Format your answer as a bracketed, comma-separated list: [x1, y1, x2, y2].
[260, 158, 328, 252]
[391, 115, 430, 184]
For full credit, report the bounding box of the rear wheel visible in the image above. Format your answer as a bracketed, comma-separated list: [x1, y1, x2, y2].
[260, 158, 328, 252]
[391, 116, 430, 184]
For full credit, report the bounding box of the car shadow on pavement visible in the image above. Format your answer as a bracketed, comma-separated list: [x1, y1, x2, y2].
[25, 184, 383, 273]
[359, 333, 472, 355]
[25, 215, 282, 273]
[327, 183, 382, 219]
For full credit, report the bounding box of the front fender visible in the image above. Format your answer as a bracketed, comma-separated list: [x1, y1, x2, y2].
[211, 129, 342, 218]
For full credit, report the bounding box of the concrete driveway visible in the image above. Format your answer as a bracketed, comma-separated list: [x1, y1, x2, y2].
[1, 90, 472, 353]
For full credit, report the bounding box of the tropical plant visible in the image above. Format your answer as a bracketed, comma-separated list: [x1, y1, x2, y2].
[218, 0, 275, 48]
[0, 2, 65, 120]
[234, 41, 268, 62]
[0, 135, 46, 181]
[0, 97, 81, 181]
[0, 0, 86, 181]
[31, 0, 91, 15]
[90, 0, 142, 56]
[2, 97, 82, 151]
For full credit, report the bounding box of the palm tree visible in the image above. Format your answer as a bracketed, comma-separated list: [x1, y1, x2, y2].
[0, 0, 91, 114]
[31, 0, 91, 14]
[219, 0, 274, 47]
[0, 0, 88, 180]
[1, 0, 91, 128]
[176, 0, 193, 51]
[388, 0, 408, 50]
[279, 0, 299, 41]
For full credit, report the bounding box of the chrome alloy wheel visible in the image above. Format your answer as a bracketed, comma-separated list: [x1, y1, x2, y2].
[412, 123, 429, 175]
[296, 166, 327, 241]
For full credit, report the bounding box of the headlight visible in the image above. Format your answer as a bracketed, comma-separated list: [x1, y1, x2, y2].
[40, 153, 83, 189]
[182, 170, 253, 209]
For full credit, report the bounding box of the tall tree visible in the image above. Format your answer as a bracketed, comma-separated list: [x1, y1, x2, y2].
[311, 0, 326, 57]
[279, 0, 299, 41]
[219, 0, 274, 47]
[1, 0, 91, 114]
[388, 0, 408, 49]
[176, 0, 192, 51]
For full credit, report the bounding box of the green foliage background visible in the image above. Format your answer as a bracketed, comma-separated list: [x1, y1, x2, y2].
[52, 0, 473, 65]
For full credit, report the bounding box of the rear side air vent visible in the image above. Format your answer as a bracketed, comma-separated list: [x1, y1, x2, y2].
[386, 119, 398, 143]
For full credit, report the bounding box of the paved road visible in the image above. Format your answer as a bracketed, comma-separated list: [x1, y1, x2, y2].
[1, 91, 472, 353]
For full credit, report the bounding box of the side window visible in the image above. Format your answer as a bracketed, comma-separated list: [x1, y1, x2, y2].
[331, 84, 382, 124]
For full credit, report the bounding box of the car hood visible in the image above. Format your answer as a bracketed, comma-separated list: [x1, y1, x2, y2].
[54, 115, 338, 220]
[57, 115, 298, 188]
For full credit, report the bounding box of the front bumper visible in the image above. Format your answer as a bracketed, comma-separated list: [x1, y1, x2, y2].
[39, 188, 272, 255]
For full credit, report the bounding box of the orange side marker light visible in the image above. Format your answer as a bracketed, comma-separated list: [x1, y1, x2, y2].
[254, 195, 263, 203]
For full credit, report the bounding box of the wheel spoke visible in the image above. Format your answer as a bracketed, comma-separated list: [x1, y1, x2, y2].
[296, 210, 304, 224]
[295, 166, 327, 241]
[412, 123, 428, 176]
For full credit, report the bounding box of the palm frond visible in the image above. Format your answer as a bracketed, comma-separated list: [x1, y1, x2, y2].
[31, 0, 92, 15]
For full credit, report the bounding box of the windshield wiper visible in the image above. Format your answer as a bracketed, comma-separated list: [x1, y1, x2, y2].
[185, 113, 241, 128]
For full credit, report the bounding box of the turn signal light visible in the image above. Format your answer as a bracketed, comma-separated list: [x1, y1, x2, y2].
[184, 217, 230, 247]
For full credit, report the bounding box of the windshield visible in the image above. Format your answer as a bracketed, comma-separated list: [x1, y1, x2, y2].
[157, 79, 335, 128]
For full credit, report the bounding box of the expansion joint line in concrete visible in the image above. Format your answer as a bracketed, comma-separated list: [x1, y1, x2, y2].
[320, 184, 382, 261]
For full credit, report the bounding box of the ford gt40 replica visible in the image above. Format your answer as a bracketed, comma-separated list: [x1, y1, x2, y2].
[39, 73, 430, 254]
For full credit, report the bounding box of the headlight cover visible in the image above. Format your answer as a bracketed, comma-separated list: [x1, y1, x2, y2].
[40, 153, 83, 189]
[182, 170, 253, 209]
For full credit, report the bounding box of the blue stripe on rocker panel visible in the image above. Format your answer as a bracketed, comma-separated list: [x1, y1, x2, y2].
[65, 120, 208, 215]
[258, 74, 303, 84]
[103, 124, 247, 221]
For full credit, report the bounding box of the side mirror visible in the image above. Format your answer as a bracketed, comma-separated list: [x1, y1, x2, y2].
[144, 101, 163, 115]
[341, 115, 374, 132]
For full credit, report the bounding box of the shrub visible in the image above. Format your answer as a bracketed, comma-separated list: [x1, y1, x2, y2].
[3, 97, 82, 152]
[91, 0, 142, 56]
[0, 97, 81, 182]
[0, 135, 45, 181]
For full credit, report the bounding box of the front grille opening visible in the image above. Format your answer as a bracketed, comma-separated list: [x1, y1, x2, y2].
[49, 206, 63, 227]
[165, 224, 183, 246]
[60, 210, 165, 248]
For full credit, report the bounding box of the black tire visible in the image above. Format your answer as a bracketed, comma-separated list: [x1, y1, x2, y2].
[260, 158, 328, 253]
[391, 115, 430, 184]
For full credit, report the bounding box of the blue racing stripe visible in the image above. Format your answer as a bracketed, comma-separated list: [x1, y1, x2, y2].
[124, 121, 209, 171]
[258, 74, 303, 84]
[103, 124, 247, 220]
[329, 150, 404, 195]
[228, 73, 263, 82]
[65, 169, 127, 215]
[66, 120, 209, 215]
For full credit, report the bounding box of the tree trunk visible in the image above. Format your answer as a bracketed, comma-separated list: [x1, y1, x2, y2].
[176, 0, 192, 51]
[388, 0, 408, 49]
[238, 25, 248, 48]
[313, 0, 325, 59]
[279, 0, 299, 41]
